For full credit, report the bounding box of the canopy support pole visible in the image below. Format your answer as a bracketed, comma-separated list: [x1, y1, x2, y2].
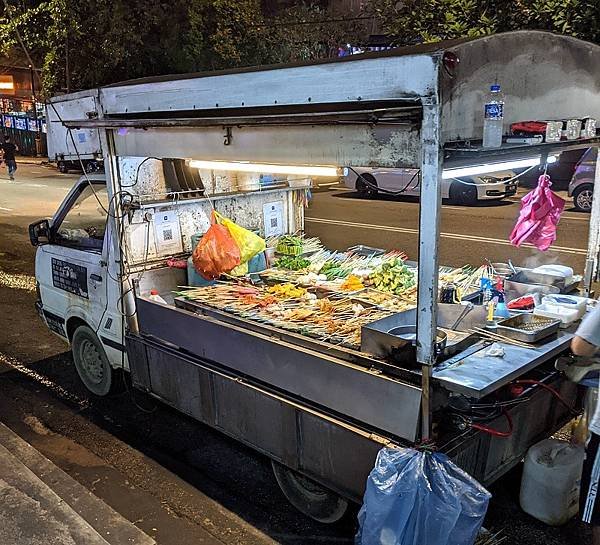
[584, 146, 600, 295]
[416, 98, 443, 440]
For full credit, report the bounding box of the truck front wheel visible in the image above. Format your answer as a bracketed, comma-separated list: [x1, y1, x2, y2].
[72, 325, 119, 396]
[271, 461, 349, 523]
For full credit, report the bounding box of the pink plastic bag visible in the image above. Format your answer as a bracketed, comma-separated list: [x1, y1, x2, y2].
[509, 174, 565, 251]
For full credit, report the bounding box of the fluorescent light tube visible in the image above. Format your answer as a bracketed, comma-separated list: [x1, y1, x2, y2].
[442, 156, 556, 180]
[189, 160, 339, 177]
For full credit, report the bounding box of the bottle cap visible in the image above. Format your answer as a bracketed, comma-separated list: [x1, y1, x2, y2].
[490, 84, 501, 92]
[150, 289, 158, 295]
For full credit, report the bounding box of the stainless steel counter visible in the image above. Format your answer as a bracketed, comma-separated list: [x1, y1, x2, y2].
[432, 331, 574, 398]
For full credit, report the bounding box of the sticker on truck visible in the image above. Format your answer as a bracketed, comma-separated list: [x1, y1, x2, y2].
[51, 258, 88, 298]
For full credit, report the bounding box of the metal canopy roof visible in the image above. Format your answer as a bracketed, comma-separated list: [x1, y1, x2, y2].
[99, 37, 469, 89]
[51, 31, 600, 152]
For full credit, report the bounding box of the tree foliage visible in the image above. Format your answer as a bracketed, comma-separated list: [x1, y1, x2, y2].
[1, 0, 360, 94]
[2, 0, 600, 96]
[368, 0, 600, 46]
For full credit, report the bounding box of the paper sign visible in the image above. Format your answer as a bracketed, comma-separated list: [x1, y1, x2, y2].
[263, 201, 284, 237]
[153, 209, 183, 255]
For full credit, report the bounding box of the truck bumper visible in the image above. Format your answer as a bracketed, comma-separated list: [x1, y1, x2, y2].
[35, 301, 67, 339]
[34, 299, 44, 320]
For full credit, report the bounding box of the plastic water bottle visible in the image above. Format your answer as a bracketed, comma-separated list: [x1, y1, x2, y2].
[483, 84, 504, 148]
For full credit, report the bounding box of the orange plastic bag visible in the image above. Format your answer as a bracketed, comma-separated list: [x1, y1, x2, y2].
[192, 211, 241, 280]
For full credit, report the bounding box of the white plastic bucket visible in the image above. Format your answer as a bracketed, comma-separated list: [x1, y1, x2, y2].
[520, 438, 585, 526]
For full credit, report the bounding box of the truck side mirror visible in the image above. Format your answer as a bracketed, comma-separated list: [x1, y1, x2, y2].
[28, 219, 51, 246]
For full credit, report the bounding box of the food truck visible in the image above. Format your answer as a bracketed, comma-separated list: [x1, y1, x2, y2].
[30, 31, 600, 522]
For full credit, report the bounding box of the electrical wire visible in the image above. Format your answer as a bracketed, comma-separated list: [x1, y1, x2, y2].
[451, 377, 577, 439]
[512, 379, 578, 415]
[347, 165, 420, 195]
[123, 156, 162, 188]
[48, 99, 160, 322]
[447, 163, 539, 187]
[47, 101, 124, 219]
[348, 161, 541, 195]
[471, 410, 513, 438]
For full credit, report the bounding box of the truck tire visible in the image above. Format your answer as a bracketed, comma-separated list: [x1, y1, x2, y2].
[57, 161, 68, 174]
[356, 173, 378, 198]
[449, 180, 478, 206]
[573, 184, 594, 212]
[84, 161, 99, 173]
[271, 461, 349, 523]
[72, 325, 119, 396]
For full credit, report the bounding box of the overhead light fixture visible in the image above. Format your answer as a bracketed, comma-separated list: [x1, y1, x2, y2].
[442, 155, 557, 180]
[189, 160, 339, 177]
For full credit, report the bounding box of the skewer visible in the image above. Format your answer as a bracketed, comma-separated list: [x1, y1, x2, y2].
[469, 327, 535, 349]
[470, 327, 532, 346]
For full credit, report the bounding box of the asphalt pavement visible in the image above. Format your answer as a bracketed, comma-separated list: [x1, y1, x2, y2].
[307, 185, 590, 273]
[0, 164, 593, 545]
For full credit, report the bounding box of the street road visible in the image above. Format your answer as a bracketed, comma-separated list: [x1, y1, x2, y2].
[0, 163, 75, 220]
[0, 164, 591, 545]
[307, 185, 590, 273]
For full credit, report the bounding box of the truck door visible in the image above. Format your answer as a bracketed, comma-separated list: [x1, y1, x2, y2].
[36, 179, 109, 338]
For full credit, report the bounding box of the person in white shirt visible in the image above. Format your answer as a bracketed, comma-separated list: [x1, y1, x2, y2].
[572, 305, 600, 543]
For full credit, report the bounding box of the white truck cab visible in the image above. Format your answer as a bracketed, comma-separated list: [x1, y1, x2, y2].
[30, 175, 125, 395]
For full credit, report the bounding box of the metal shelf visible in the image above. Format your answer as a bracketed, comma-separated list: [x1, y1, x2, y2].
[444, 136, 600, 168]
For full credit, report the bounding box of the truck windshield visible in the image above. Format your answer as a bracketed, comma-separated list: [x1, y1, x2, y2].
[54, 183, 108, 251]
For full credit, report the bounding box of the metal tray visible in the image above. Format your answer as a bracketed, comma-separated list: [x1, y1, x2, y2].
[346, 245, 385, 257]
[505, 279, 560, 299]
[496, 314, 561, 343]
[510, 270, 566, 289]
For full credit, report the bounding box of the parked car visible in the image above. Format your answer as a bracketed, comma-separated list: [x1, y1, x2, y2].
[342, 167, 517, 205]
[568, 147, 597, 212]
[517, 148, 587, 190]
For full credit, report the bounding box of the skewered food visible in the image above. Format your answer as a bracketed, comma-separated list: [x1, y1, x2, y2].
[371, 258, 416, 295]
[275, 255, 311, 270]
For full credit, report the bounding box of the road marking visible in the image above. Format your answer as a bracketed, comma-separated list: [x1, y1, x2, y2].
[306, 217, 588, 256]
[0, 206, 12, 211]
[561, 214, 590, 222]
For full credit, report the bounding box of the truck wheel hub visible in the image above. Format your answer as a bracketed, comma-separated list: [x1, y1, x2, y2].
[80, 339, 104, 384]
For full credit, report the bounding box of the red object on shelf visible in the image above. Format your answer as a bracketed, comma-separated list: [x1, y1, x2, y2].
[507, 295, 535, 311]
[166, 258, 187, 269]
[510, 121, 548, 135]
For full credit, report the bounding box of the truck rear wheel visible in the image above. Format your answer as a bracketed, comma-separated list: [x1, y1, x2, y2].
[57, 161, 68, 174]
[271, 461, 349, 523]
[72, 325, 119, 396]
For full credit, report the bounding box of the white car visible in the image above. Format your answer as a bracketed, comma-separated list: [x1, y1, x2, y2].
[342, 167, 518, 205]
